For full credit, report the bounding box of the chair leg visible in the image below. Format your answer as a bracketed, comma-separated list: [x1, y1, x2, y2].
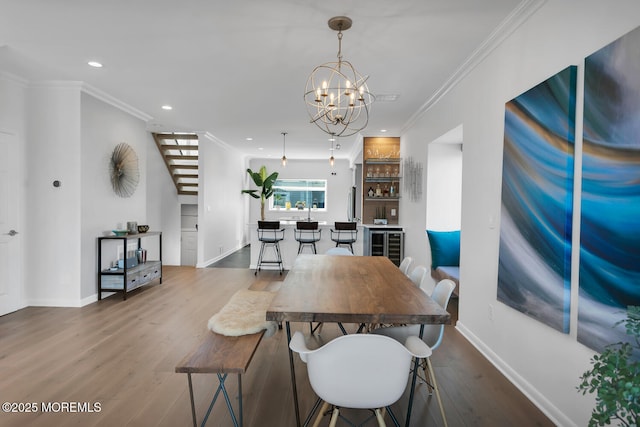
[274, 242, 283, 274]
[255, 242, 266, 275]
[309, 322, 323, 335]
[376, 408, 387, 427]
[328, 407, 340, 427]
[312, 401, 330, 427]
[425, 357, 448, 427]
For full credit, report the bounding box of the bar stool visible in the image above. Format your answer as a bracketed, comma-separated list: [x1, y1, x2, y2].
[330, 221, 358, 254]
[294, 221, 322, 254]
[256, 220, 285, 275]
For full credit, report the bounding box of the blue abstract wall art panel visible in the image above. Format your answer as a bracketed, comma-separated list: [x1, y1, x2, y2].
[578, 25, 640, 354]
[498, 66, 577, 333]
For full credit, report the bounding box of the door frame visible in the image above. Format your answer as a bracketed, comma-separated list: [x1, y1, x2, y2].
[0, 129, 24, 315]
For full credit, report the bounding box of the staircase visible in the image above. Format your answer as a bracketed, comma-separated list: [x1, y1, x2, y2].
[152, 132, 199, 196]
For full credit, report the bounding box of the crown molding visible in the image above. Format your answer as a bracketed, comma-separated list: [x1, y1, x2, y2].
[198, 131, 242, 155]
[402, 0, 547, 132]
[0, 70, 28, 86]
[26, 80, 154, 122]
[81, 83, 153, 122]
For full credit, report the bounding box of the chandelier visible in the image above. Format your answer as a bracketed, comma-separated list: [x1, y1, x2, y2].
[304, 16, 374, 137]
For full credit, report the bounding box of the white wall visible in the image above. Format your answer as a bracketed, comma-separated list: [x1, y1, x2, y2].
[1, 70, 181, 305]
[400, 1, 640, 425]
[426, 142, 462, 230]
[25, 83, 83, 306]
[80, 93, 151, 300]
[197, 133, 247, 267]
[400, 132, 431, 270]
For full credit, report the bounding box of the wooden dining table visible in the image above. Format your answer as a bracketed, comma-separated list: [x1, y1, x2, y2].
[266, 254, 451, 427]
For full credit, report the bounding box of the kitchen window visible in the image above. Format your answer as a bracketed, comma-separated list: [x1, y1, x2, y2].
[270, 179, 327, 211]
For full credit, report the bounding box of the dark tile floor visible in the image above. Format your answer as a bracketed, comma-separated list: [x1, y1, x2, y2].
[207, 244, 250, 268]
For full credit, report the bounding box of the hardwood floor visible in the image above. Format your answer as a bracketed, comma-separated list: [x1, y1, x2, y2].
[0, 266, 553, 427]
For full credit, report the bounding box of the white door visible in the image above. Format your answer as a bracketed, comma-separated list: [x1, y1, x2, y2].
[180, 204, 198, 266]
[181, 230, 197, 266]
[0, 131, 23, 315]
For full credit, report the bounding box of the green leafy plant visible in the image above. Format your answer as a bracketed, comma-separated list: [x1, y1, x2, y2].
[273, 193, 284, 208]
[578, 305, 640, 427]
[241, 166, 279, 221]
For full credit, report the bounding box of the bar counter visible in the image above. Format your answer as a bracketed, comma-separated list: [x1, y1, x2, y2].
[248, 221, 364, 270]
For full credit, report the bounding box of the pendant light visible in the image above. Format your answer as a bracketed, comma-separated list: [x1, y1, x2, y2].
[281, 132, 287, 166]
[329, 138, 335, 167]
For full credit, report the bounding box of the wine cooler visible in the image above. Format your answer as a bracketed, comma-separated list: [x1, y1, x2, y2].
[363, 227, 404, 266]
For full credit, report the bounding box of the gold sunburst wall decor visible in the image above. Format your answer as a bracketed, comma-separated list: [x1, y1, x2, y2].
[109, 142, 139, 198]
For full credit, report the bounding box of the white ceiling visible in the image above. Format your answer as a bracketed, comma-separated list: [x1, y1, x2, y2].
[0, 0, 530, 160]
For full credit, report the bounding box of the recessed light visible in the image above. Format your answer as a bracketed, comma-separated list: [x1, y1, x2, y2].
[257, 147, 264, 150]
[380, 129, 388, 133]
[161, 105, 173, 110]
[88, 61, 103, 68]
[246, 137, 253, 141]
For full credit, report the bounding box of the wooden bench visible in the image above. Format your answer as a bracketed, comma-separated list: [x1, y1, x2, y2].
[175, 330, 265, 427]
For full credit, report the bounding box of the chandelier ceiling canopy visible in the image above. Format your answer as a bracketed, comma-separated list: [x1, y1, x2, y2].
[304, 16, 375, 138]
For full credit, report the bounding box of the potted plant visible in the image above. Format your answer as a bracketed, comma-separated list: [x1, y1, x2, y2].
[241, 166, 279, 221]
[578, 305, 640, 426]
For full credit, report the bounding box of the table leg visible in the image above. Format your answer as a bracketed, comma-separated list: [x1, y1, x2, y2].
[238, 374, 243, 427]
[405, 324, 425, 427]
[187, 374, 197, 427]
[285, 321, 301, 427]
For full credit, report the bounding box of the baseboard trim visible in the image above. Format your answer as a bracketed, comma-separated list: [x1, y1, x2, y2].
[198, 244, 247, 268]
[26, 298, 84, 308]
[455, 321, 572, 427]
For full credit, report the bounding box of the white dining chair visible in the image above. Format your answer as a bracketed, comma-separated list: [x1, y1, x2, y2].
[408, 265, 428, 288]
[372, 278, 456, 427]
[325, 247, 354, 256]
[398, 256, 413, 276]
[289, 331, 431, 427]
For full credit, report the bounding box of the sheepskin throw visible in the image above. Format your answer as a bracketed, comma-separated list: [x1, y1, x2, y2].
[208, 289, 278, 338]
